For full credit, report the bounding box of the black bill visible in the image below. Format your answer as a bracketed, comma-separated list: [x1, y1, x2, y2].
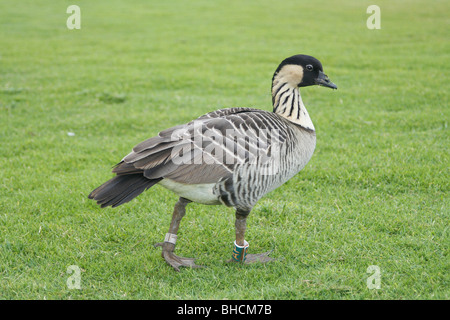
[316, 71, 337, 89]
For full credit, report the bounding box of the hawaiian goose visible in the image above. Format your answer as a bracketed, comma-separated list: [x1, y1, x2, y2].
[89, 54, 337, 271]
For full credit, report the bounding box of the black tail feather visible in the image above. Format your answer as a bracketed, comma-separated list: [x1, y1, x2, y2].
[88, 175, 162, 208]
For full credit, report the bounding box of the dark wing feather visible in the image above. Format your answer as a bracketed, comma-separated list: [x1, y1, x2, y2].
[88, 174, 162, 208]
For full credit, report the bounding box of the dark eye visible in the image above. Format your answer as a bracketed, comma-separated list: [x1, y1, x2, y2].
[306, 64, 313, 71]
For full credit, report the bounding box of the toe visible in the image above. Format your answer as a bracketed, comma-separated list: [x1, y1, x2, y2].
[162, 251, 204, 270]
[245, 251, 274, 264]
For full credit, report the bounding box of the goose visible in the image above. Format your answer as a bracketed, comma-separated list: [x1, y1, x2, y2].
[88, 54, 337, 271]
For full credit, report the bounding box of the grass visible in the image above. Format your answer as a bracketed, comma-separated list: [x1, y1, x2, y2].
[0, 0, 448, 299]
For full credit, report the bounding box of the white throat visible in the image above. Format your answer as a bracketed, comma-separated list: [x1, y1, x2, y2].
[271, 82, 315, 131]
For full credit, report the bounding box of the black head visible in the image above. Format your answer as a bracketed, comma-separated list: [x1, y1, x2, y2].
[272, 54, 337, 89]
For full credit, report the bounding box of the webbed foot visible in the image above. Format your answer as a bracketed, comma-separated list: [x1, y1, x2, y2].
[154, 242, 204, 272]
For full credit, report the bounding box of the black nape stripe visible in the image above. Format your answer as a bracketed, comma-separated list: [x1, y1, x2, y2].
[282, 92, 291, 106]
[277, 88, 290, 102]
[273, 82, 288, 97]
[288, 91, 296, 117]
[274, 87, 290, 112]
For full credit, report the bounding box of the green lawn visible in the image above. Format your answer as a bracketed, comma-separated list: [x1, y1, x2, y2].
[0, 0, 448, 299]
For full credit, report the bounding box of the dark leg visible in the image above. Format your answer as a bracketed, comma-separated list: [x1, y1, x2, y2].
[229, 209, 273, 264]
[235, 210, 248, 247]
[154, 197, 203, 271]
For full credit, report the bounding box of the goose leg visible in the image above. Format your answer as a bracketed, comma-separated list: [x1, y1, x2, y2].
[154, 197, 203, 271]
[229, 210, 274, 264]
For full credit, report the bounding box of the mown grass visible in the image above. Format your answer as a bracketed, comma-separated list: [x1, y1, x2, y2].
[0, 0, 448, 299]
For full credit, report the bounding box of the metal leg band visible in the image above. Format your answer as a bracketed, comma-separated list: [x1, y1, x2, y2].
[164, 233, 178, 245]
